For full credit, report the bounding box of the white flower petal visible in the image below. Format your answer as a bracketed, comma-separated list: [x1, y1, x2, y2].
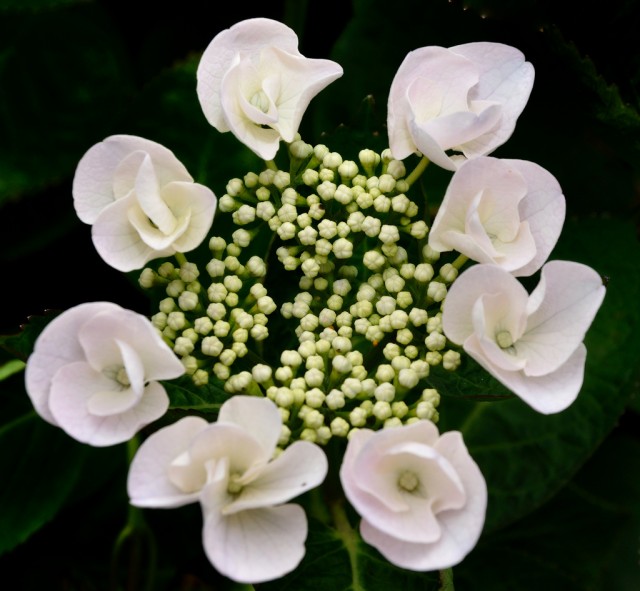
[197, 18, 301, 133]
[128, 415, 210, 507]
[341, 423, 486, 571]
[49, 363, 169, 446]
[197, 18, 342, 160]
[518, 261, 606, 376]
[442, 264, 529, 345]
[134, 154, 177, 235]
[73, 135, 192, 224]
[24, 302, 122, 425]
[450, 42, 535, 157]
[92, 197, 172, 271]
[202, 503, 308, 584]
[224, 441, 327, 514]
[217, 396, 283, 457]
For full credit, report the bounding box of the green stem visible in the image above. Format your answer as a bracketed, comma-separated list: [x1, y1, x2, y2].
[404, 156, 430, 187]
[451, 254, 469, 270]
[439, 567, 455, 591]
[174, 252, 188, 267]
[265, 159, 278, 171]
[330, 499, 364, 591]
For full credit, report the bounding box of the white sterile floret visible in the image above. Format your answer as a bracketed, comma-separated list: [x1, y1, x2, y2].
[429, 157, 565, 276]
[25, 302, 185, 446]
[72, 136, 217, 272]
[128, 396, 328, 583]
[340, 422, 486, 571]
[197, 18, 342, 161]
[442, 261, 606, 414]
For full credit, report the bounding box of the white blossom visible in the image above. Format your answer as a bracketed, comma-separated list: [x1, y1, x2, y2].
[340, 421, 486, 570]
[388, 42, 534, 170]
[25, 302, 184, 446]
[196, 18, 343, 160]
[429, 157, 565, 276]
[127, 396, 328, 583]
[442, 261, 606, 413]
[73, 135, 217, 271]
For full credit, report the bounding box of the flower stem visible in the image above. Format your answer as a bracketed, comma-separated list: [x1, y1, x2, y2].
[404, 156, 430, 187]
[451, 254, 469, 270]
[439, 568, 455, 590]
[174, 252, 188, 267]
[265, 159, 278, 171]
[330, 499, 364, 591]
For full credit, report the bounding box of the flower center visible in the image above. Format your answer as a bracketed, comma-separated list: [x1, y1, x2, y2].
[496, 330, 513, 349]
[227, 472, 244, 495]
[116, 367, 131, 387]
[398, 470, 420, 493]
[250, 90, 271, 113]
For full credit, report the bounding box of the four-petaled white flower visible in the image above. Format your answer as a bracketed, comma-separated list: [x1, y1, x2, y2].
[442, 261, 606, 413]
[127, 395, 328, 584]
[387, 42, 534, 170]
[73, 134, 217, 272]
[196, 18, 343, 160]
[24, 302, 185, 446]
[340, 421, 487, 571]
[428, 157, 565, 276]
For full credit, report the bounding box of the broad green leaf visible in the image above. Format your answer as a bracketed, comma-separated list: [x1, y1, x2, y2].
[0, 413, 91, 554]
[164, 375, 228, 413]
[455, 427, 640, 590]
[258, 515, 441, 591]
[0, 311, 57, 361]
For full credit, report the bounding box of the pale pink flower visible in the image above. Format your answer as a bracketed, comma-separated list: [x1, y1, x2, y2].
[196, 18, 343, 160]
[24, 302, 185, 446]
[73, 134, 217, 272]
[442, 261, 606, 413]
[428, 157, 565, 276]
[127, 396, 328, 584]
[340, 421, 487, 571]
[388, 42, 534, 170]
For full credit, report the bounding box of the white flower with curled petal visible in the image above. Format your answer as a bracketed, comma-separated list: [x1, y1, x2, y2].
[428, 157, 565, 276]
[340, 421, 486, 571]
[196, 18, 343, 160]
[73, 135, 217, 272]
[442, 261, 606, 413]
[24, 302, 185, 446]
[127, 396, 328, 584]
[388, 42, 534, 170]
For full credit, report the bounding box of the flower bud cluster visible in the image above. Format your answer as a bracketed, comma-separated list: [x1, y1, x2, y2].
[199, 143, 464, 445]
[139, 236, 277, 386]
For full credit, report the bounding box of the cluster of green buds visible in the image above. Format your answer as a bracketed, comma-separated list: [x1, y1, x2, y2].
[138, 139, 467, 446]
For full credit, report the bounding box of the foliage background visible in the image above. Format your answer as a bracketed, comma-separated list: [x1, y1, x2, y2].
[1, 0, 639, 589]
